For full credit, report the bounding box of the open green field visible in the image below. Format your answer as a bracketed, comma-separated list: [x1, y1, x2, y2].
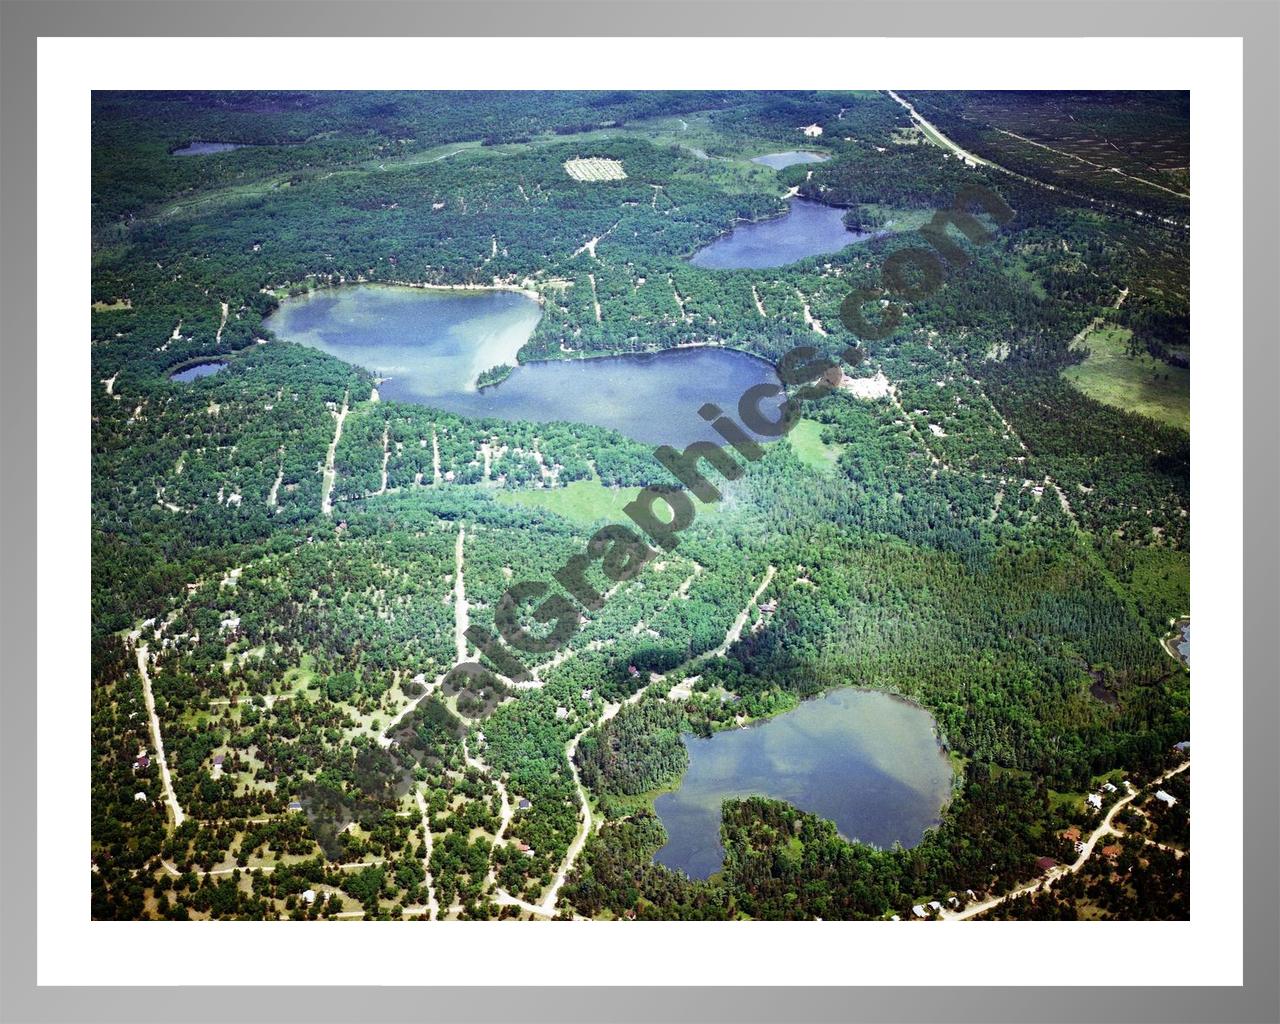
[494, 478, 644, 525]
[496, 476, 730, 526]
[788, 419, 843, 473]
[1062, 325, 1189, 431]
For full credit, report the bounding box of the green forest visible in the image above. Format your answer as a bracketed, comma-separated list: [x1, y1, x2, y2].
[90, 90, 1190, 922]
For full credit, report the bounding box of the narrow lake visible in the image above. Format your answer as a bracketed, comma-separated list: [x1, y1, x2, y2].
[1177, 622, 1190, 663]
[265, 285, 783, 447]
[653, 688, 953, 879]
[172, 142, 248, 156]
[751, 151, 829, 170]
[169, 360, 228, 382]
[689, 197, 868, 269]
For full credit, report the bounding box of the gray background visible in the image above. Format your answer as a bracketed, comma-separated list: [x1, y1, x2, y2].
[1, 1, 1276, 1022]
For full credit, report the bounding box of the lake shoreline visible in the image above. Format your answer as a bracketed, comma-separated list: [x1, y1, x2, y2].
[265, 285, 782, 446]
[1161, 615, 1191, 666]
[267, 279, 780, 374]
[687, 195, 869, 269]
[652, 686, 957, 878]
[166, 356, 230, 382]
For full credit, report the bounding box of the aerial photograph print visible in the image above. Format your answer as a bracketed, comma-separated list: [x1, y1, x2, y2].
[91, 89, 1191, 923]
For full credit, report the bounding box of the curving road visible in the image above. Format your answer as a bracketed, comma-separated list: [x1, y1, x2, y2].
[941, 759, 1190, 920]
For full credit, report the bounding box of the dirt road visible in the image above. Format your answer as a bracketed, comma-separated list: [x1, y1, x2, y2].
[941, 759, 1190, 920]
[136, 644, 185, 828]
[414, 788, 440, 920]
[320, 391, 349, 516]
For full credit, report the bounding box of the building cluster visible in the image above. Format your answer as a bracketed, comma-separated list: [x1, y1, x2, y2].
[904, 889, 977, 920]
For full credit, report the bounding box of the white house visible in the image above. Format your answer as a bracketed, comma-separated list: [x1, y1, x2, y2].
[928, 901, 943, 913]
[1155, 790, 1178, 806]
[302, 889, 317, 905]
[800, 124, 823, 137]
[1087, 793, 1103, 809]
[1102, 781, 1118, 793]
[911, 905, 927, 919]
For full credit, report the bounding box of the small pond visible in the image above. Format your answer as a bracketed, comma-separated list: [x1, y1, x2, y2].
[751, 151, 829, 170]
[653, 688, 953, 880]
[169, 360, 228, 382]
[688, 197, 868, 270]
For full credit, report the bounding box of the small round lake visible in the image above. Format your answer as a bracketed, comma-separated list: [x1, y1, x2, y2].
[654, 688, 953, 880]
[169, 360, 228, 382]
[265, 285, 783, 447]
[689, 197, 868, 270]
[751, 151, 829, 170]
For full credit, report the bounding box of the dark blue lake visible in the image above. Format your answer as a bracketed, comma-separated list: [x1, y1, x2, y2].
[689, 198, 868, 270]
[654, 688, 953, 879]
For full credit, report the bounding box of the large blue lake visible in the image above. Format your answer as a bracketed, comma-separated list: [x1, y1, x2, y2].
[654, 688, 953, 879]
[265, 285, 783, 447]
[689, 197, 868, 269]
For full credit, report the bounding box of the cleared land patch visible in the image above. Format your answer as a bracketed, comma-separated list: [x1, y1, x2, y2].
[495, 478, 642, 524]
[563, 156, 627, 182]
[1062, 325, 1189, 431]
[495, 476, 726, 525]
[788, 419, 842, 473]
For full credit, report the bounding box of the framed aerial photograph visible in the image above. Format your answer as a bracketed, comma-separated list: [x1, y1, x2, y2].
[84, 81, 1200, 928]
[5, 5, 1276, 1023]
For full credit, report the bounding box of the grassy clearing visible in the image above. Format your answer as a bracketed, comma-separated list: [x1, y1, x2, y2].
[282, 653, 318, 693]
[853, 204, 934, 235]
[1048, 789, 1085, 814]
[495, 478, 643, 525]
[788, 419, 842, 473]
[1062, 325, 1189, 431]
[496, 476, 731, 526]
[1006, 256, 1049, 299]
